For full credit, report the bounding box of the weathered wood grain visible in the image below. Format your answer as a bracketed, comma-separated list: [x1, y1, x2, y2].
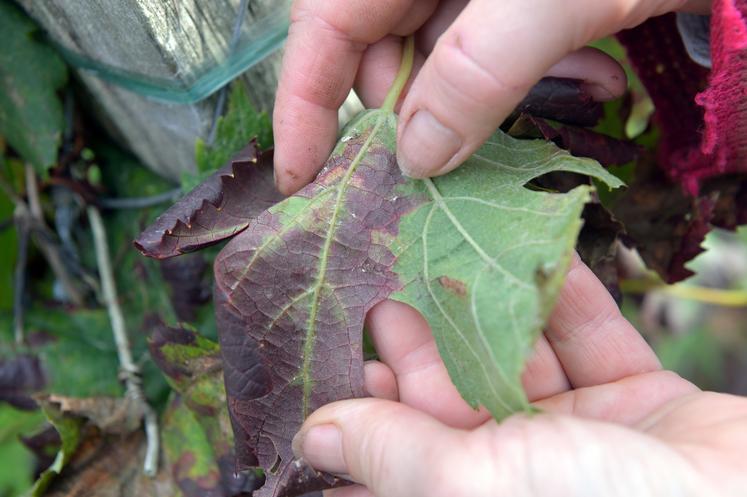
[17, 0, 284, 180]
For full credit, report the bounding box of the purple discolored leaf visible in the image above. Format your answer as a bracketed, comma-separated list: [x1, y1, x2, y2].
[214, 110, 413, 497]
[149, 320, 261, 496]
[577, 204, 625, 304]
[0, 354, 46, 409]
[514, 77, 604, 127]
[135, 141, 283, 259]
[611, 163, 715, 283]
[510, 114, 640, 166]
[159, 254, 211, 322]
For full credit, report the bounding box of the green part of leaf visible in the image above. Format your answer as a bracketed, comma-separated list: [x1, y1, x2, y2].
[189, 83, 272, 190]
[149, 323, 226, 419]
[148, 321, 238, 493]
[25, 308, 125, 397]
[390, 132, 623, 419]
[31, 400, 84, 497]
[161, 396, 222, 489]
[0, 405, 45, 497]
[0, 0, 67, 174]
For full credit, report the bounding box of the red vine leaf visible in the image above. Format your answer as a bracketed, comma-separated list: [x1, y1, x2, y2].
[135, 141, 283, 259]
[509, 114, 640, 166]
[611, 163, 714, 283]
[514, 77, 603, 127]
[214, 110, 411, 497]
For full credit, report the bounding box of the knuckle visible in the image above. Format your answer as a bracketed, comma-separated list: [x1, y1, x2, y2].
[291, 0, 411, 45]
[433, 30, 534, 108]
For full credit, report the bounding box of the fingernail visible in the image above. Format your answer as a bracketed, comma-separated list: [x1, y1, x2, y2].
[398, 110, 462, 178]
[292, 424, 346, 474]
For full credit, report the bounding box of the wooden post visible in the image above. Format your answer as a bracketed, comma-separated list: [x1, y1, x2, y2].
[17, 0, 285, 180]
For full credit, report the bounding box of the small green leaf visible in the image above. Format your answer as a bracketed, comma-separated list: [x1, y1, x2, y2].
[0, 0, 67, 174]
[392, 132, 622, 419]
[0, 405, 45, 496]
[188, 83, 272, 191]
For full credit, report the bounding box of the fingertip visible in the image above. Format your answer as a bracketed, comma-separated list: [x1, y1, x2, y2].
[546, 46, 628, 101]
[364, 360, 399, 401]
[273, 162, 302, 196]
[396, 108, 463, 178]
[272, 100, 338, 194]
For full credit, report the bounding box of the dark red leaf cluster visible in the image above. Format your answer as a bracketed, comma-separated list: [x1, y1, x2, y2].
[618, 7, 747, 194]
[159, 253, 210, 322]
[135, 141, 283, 259]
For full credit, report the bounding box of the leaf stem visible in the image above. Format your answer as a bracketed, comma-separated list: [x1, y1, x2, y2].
[621, 278, 747, 307]
[87, 206, 159, 476]
[13, 215, 29, 346]
[381, 36, 415, 113]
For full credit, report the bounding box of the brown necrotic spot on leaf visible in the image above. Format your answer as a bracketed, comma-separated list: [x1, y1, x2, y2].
[438, 276, 467, 297]
[135, 141, 284, 259]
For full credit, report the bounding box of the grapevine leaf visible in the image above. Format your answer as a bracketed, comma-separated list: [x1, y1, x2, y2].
[135, 142, 283, 259]
[514, 77, 603, 127]
[0, 0, 67, 174]
[610, 163, 715, 283]
[390, 132, 623, 419]
[577, 204, 625, 304]
[40, 430, 178, 497]
[159, 254, 211, 322]
[0, 405, 46, 496]
[148, 321, 224, 417]
[509, 114, 640, 166]
[30, 400, 178, 497]
[150, 321, 260, 496]
[214, 109, 408, 497]
[162, 396, 260, 497]
[214, 105, 621, 496]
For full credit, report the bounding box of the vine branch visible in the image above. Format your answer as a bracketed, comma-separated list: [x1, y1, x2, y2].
[87, 205, 159, 476]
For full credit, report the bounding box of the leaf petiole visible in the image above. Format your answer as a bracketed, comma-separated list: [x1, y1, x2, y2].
[381, 36, 415, 113]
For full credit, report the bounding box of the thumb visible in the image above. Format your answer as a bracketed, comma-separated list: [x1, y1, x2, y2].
[396, 0, 684, 177]
[292, 398, 465, 497]
[294, 398, 714, 497]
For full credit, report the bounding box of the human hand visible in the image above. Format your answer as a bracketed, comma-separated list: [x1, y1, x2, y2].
[273, 0, 712, 194]
[292, 255, 747, 496]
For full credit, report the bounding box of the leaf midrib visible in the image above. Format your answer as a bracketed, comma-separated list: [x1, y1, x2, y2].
[300, 111, 388, 418]
[423, 179, 530, 290]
